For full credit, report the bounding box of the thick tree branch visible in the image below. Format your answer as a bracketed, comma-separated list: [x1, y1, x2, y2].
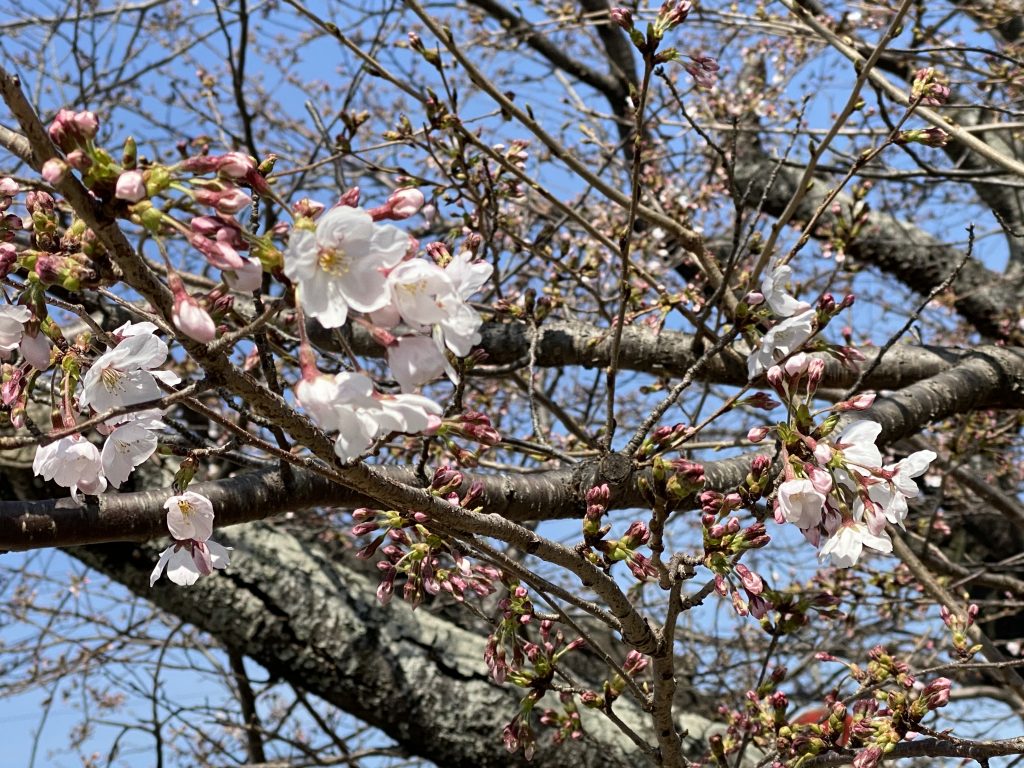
[731, 135, 1023, 340]
[4, 344, 1022, 551]
[68, 524, 720, 768]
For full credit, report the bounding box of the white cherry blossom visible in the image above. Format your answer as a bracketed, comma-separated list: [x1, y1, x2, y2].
[387, 335, 447, 392]
[833, 420, 884, 475]
[164, 491, 215, 541]
[388, 259, 455, 326]
[294, 368, 443, 461]
[747, 308, 814, 378]
[79, 331, 178, 413]
[373, 391, 442, 435]
[32, 434, 107, 501]
[819, 519, 892, 568]
[446, 249, 493, 299]
[866, 449, 937, 527]
[761, 264, 810, 318]
[101, 416, 163, 488]
[284, 205, 408, 328]
[150, 539, 231, 587]
[777, 478, 826, 529]
[0, 304, 32, 351]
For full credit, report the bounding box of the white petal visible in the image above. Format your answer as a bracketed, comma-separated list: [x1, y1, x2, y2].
[102, 423, 158, 488]
[165, 547, 202, 586]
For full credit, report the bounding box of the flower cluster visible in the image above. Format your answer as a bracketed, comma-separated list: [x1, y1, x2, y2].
[746, 264, 817, 378]
[150, 491, 231, 586]
[296, 367, 443, 462]
[32, 321, 179, 502]
[774, 419, 936, 567]
[353, 467, 499, 608]
[284, 194, 492, 392]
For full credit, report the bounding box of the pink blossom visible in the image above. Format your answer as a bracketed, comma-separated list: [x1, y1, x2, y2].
[115, 170, 147, 202]
[41, 158, 68, 185]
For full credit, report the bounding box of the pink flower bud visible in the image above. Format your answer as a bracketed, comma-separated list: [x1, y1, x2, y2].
[734, 563, 763, 595]
[293, 198, 325, 218]
[195, 186, 251, 214]
[0, 243, 16, 278]
[783, 352, 809, 377]
[115, 170, 147, 202]
[744, 290, 765, 307]
[807, 465, 833, 495]
[807, 358, 825, 390]
[814, 442, 832, 466]
[609, 7, 634, 29]
[842, 391, 876, 410]
[41, 159, 67, 185]
[586, 483, 611, 504]
[0, 177, 18, 197]
[388, 188, 425, 218]
[217, 152, 256, 179]
[72, 111, 98, 139]
[746, 392, 780, 410]
[65, 149, 91, 171]
[169, 273, 216, 343]
[48, 109, 98, 150]
[20, 330, 51, 370]
[747, 425, 770, 443]
[623, 520, 650, 546]
[922, 677, 951, 709]
[337, 187, 361, 207]
[2, 367, 23, 405]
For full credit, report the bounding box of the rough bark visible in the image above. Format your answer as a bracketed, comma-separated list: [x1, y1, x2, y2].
[69, 524, 718, 768]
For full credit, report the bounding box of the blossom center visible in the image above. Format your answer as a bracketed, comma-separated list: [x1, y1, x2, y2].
[317, 246, 350, 276]
[177, 499, 194, 519]
[398, 278, 429, 297]
[101, 366, 125, 393]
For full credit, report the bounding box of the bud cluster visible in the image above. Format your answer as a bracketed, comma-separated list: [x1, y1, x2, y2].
[353, 472, 498, 608]
[939, 603, 982, 660]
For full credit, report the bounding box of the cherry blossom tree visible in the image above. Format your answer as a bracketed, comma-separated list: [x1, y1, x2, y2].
[0, 0, 1022, 766]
